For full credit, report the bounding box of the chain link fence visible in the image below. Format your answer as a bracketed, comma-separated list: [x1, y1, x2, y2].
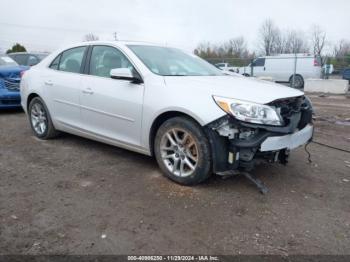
[204, 55, 350, 89]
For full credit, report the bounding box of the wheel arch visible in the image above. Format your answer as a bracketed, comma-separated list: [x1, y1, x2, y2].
[289, 74, 304, 82]
[27, 93, 40, 110]
[149, 111, 204, 157]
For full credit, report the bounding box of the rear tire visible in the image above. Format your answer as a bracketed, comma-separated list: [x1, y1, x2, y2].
[28, 97, 59, 139]
[154, 117, 212, 185]
[290, 75, 304, 89]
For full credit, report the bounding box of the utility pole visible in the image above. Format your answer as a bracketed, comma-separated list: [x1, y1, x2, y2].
[113, 32, 118, 41]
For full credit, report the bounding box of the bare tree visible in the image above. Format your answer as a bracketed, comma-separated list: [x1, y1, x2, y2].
[310, 25, 326, 57]
[83, 33, 99, 42]
[225, 37, 249, 58]
[258, 19, 280, 55]
[273, 33, 287, 54]
[194, 42, 215, 58]
[333, 39, 350, 57]
[284, 30, 309, 54]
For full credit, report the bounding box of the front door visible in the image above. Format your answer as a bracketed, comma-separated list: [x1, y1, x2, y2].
[80, 45, 144, 147]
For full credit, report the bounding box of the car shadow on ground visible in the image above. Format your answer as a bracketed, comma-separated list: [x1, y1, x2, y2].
[53, 131, 282, 195]
[0, 108, 24, 115]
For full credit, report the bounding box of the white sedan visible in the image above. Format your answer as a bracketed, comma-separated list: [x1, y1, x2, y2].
[20, 41, 313, 186]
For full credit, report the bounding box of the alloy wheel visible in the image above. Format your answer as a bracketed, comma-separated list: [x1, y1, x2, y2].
[160, 128, 198, 177]
[30, 102, 47, 135]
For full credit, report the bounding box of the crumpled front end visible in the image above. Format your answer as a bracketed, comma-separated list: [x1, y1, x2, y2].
[205, 96, 313, 174]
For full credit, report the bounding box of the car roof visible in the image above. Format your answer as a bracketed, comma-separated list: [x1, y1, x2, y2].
[8, 52, 49, 55]
[263, 53, 315, 58]
[65, 40, 167, 49]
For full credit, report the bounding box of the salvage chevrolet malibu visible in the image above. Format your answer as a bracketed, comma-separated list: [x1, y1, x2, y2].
[20, 41, 313, 186]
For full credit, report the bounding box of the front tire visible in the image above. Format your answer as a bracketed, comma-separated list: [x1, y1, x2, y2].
[28, 97, 59, 139]
[154, 117, 212, 185]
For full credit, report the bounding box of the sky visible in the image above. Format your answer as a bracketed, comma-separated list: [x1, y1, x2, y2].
[0, 0, 349, 53]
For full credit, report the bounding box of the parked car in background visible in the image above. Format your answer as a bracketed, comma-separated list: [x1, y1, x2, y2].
[0, 55, 29, 108]
[342, 68, 350, 83]
[8, 52, 48, 66]
[322, 64, 334, 75]
[20, 41, 313, 186]
[238, 54, 322, 89]
[215, 62, 238, 72]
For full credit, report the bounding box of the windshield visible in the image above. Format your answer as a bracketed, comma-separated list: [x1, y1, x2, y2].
[128, 45, 224, 76]
[0, 55, 18, 67]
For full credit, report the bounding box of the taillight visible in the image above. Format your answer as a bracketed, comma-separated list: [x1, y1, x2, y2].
[20, 71, 26, 78]
[314, 58, 320, 67]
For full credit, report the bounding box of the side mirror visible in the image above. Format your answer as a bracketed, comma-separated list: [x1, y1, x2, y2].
[110, 68, 143, 83]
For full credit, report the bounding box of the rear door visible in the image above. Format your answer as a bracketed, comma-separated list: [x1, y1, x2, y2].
[80, 45, 144, 147]
[44, 46, 88, 128]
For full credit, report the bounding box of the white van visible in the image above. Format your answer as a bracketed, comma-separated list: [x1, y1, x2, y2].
[239, 54, 322, 88]
[215, 62, 238, 72]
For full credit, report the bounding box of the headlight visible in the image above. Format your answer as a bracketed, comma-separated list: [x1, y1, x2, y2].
[213, 96, 284, 126]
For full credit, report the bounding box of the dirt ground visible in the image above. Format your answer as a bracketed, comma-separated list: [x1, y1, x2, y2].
[0, 95, 349, 255]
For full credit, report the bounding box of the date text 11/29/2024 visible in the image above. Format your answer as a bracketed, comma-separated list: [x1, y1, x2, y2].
[127, 255, 219, 261]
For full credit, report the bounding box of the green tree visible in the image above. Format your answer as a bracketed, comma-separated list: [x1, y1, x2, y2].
[346, 53, 350, 66]
[6, 43, 27, 54]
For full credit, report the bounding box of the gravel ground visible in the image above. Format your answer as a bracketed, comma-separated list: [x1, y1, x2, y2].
[0, 95, 349, 255]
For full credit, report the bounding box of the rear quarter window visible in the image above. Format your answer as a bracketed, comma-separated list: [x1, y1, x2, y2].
[49, 54, 61, 70]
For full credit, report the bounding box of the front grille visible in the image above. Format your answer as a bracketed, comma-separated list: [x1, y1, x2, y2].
[4, 79, 20, 91]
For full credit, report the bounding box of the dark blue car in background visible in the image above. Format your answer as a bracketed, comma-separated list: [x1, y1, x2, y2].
[0, 55, 29, 109]
[343, 68, 350, 83]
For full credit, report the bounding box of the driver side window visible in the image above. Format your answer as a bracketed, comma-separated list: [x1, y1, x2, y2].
[89, 46, 133, 78]
[253, 58, 265, 67]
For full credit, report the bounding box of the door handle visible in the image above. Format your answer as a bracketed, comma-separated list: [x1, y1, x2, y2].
[263, 67, 266, 71]
[82, 88, 94, 95]
[44, 80, 53, 86]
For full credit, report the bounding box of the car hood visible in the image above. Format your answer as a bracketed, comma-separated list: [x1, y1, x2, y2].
[0, 65, 29, 78]
[163, 75, 303, 104]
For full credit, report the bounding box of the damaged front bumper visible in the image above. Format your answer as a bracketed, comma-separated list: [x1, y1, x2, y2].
[260, 124, 313, 152]
[205, 96, 313, 174]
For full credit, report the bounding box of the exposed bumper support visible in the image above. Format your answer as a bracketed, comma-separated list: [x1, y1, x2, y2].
[260, 124, 313, 152]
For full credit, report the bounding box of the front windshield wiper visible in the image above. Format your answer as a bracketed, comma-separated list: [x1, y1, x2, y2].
[162, 74, 187, 76]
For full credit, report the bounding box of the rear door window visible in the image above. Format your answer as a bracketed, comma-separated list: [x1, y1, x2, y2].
[57, 46, 87, 73]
